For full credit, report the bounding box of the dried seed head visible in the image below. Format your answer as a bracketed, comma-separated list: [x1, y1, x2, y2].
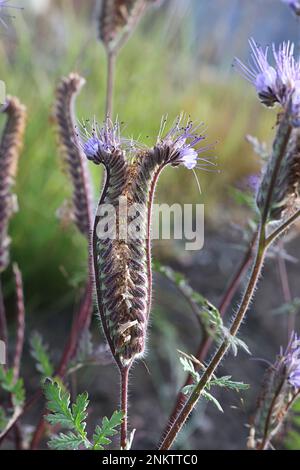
[0, 96, 26, 272]
[98, 0, 150, 51]
[55, 73, 93, 239]
[81, 117, 210, 367]
[256, 112, 300, 221]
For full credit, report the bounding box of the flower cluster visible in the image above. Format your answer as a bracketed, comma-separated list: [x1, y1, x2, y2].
[235, 39, 300, 122]
[79, 119, 121, 161]
[157, 116, 207, 170]
[81, 116, 210, 171]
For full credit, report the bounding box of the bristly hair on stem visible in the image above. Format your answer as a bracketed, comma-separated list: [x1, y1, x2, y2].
[0, 96, 26, 273]
[81, 114, 212, 449]
[159, 97, 300, 450]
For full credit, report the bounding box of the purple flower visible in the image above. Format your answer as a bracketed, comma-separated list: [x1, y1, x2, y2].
[81, 115, 214, 172]
[247, 174, 260, 192]
[158, 115, 213, 171]
[282, 0, 300, 15]
[78, 119, 121, 160]
[284, 332, 300, 389]
[235, 38, 300, 111]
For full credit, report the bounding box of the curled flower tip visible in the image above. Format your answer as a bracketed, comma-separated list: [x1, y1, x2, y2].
[235, 38, 300, 110]
[284, 332, 300, 389]
[158, 115, 209, 170]
[282, 0, 300, 15]
[78, 119, 121, 162]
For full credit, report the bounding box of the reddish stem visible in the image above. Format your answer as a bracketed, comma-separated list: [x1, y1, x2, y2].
[120, 366, 130, 449]
[30, 276, 94, 449]
[12, 264, 25, 382]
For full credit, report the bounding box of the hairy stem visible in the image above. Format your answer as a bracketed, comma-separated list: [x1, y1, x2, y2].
[120, 366, 130, 449]
[266, 209, 300, 247]
[159, 224, 267, 450]
[161, 230, 257, 435]
[12, 264, 25, 382]
[259, 376, 286, 450]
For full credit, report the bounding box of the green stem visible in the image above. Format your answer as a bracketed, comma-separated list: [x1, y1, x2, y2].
[105, 50, 116, 120]
[159, 223, 267, 450]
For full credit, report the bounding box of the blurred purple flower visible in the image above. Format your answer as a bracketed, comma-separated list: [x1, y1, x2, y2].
[284, 332, 300, 389]
[247, 174, 260, 192]
[282, 0, 300, 15]
[0, 1, 23, 28]
[235, 39, 300, 116]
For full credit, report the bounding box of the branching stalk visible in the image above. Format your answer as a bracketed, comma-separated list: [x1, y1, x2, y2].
[159, 110, 297, 450]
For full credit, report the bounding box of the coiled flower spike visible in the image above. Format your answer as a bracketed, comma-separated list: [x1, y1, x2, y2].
[80, 116, 210, 368]
[55, 73, 93, 238]
[0, 96, 26, 272]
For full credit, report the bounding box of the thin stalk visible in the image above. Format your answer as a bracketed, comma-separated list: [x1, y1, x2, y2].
[120, 366, 130, 449]
[160, 111, 293, 449]
[12, 264, 25, 382]
[277, 241, 294, 339]
[105, 50, 116, 120]
[159, 223, 267, 450]
[266, 209, 300, 247]
[161, 230, 257, 435]
[259, 376, 286, 450]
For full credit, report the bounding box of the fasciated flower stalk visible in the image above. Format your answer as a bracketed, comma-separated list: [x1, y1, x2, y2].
[81, 116, 208, 447]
